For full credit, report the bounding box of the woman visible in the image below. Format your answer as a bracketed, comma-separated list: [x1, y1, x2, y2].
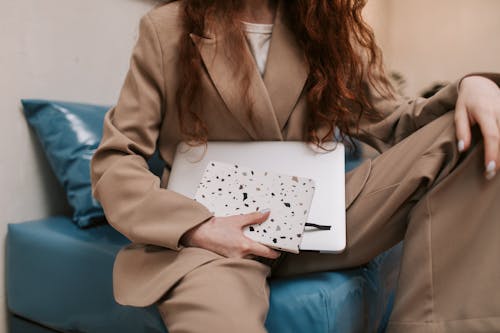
[90, 0, 500, 332]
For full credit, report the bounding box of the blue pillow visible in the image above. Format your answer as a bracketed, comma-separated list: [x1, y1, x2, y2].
[22, 100, 110, 228]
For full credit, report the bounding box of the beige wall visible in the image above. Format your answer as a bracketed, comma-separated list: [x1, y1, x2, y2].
[0, 0, 498, 331]
[381, 0, 500, 96]
[364, 0, 391, 55]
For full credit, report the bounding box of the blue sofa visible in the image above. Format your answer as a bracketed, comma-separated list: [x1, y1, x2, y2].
[7, 217, 402, 333]
[6, 100, 403, 332]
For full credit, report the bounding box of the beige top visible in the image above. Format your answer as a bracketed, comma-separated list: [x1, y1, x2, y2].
[242, 21, 274, 76]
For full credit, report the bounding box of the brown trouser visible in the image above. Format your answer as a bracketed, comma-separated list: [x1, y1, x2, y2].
[157, 112, 500, 332]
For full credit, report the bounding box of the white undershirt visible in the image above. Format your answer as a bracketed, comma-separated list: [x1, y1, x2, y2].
[241, 21, 274, 76]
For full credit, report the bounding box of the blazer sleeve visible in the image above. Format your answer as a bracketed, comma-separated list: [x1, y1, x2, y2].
[354, 72, 500, 153]
[90, 13, 214, 250]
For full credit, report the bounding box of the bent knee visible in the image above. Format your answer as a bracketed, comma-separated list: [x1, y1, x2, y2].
[158, 257, 270, 333]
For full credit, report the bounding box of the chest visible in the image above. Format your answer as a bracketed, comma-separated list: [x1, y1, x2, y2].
[156, 11, 320, 163]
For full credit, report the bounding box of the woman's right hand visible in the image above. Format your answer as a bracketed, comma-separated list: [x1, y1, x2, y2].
[180, 209, 281, 260]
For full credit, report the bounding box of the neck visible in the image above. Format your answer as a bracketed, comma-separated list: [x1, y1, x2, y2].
[240, 0, 277, 24]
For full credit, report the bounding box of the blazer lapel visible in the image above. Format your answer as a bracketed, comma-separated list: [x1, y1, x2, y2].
[190, 33, 283, 140]
[189, 0, 309, 140]
[263, 2, 309, 130]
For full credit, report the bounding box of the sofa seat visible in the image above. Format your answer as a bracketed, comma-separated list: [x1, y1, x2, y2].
[7, 216, 402, 333]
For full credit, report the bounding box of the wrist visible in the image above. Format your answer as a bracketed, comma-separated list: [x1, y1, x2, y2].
[180, 226, 198, 247]
[460, 75, 497, 93]
[180, 217, 212, 247]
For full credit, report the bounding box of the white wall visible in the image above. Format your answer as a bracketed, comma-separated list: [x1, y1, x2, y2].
[0, 0, 159, 330]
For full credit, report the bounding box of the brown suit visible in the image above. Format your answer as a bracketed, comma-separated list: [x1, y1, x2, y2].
[90, 1, 500, 332]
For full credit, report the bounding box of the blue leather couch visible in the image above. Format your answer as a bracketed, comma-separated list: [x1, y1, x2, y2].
[7, 100, 403, 332]
[7, 216, 402, 333]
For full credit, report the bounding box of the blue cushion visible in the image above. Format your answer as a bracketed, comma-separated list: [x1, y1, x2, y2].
[22, 100, 109, 228]
[6, 217, 402, 333]
[8, 313, 62, 333]
[21, 100, 166, 228]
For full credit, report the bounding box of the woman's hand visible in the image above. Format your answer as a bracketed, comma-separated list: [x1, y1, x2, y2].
[180, 209, 281, 260]
[455, 75, 500, 180]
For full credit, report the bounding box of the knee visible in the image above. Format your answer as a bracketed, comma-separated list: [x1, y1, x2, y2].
[426, 111, 484, 154]
[158, 257, 270, 333]
[170, 255, 271, 301]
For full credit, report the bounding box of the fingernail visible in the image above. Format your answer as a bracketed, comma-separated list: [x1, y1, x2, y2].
[486, 161, 496, 173]
[260, 208, 270, 214]
[485, 161, 496, 180]
[486, 170, 496, 181]
[457, 140, 465, 152]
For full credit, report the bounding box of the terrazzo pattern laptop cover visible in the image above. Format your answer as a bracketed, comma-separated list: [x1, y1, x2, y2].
[194, 161, 316, 253]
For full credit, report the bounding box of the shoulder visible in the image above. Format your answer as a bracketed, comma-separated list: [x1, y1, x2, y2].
[142, 1, 184, 42]
[147, 0, 183, 22]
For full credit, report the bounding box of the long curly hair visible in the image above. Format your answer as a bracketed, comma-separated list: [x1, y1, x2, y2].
[175, 0, 393, 148]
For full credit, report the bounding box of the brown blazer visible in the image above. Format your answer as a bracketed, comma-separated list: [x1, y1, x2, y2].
[90, 0, 500, 307]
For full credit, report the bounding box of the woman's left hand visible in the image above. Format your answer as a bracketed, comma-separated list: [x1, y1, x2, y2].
[454, 75, 500, 180]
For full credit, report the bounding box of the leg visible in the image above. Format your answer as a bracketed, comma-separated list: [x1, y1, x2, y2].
[274, 111, 500, 331]
[157, 250, 271, 333]
[274, 111, 463, 275]
[387, 125, 500, 332]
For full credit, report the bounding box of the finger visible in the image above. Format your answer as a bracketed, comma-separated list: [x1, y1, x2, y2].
[476, 114, 499, 173]
[496, 118, 500, 169]
[454, 100, 471, 152]
[246, 241, 281, 259]
[238, 209, 271, 227]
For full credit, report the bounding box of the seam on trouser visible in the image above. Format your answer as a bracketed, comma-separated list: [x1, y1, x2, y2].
[363, 151, 448, 199]
[426, 194, 436, 330]
[364, 182, 402, 197]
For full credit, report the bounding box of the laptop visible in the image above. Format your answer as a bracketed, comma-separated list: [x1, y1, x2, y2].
[166, 141, 346, 253]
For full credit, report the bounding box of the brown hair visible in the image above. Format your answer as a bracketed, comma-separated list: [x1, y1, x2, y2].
[176, 0, 393, 148]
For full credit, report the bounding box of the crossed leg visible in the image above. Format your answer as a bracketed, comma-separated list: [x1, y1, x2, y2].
[275, 111, 500, 332]
[157, 255, 271, 333]
[158, 111, 500, 332]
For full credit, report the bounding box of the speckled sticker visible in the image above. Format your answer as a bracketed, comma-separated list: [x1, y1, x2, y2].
[194, 161, 315, 253]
